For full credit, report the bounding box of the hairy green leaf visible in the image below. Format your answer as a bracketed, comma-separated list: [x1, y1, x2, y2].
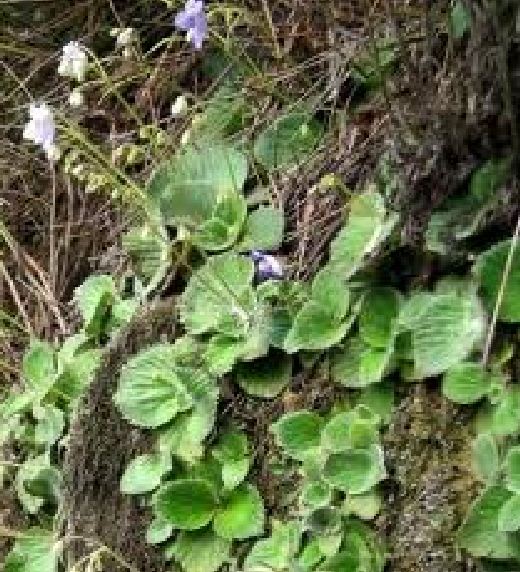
[148, 143, 248, 227]
[475, 239, 520, 323]
[323, 445, 386, 495]
[254, 111, 322, 170]
[237, 206, 284, 251]
[457, 486, 520, 559]
[272, 411, 323, 459]
[442, 362, 490, 404]
[244, 520, 302, 571]
[4, 529, 57, 572]
[472, 434, 499, 484]
[180, 253, 254, 335]
[156, 479, 217, 530]
[121, 453, 170, 495]
[329, 191, 398, 279]
[505, 446, 520, 494]
[114, 345, 194, 428]
[170, 528, 231, 572]
[73, 274, 116, 335]
[213, 483, 264, 540]
[498, 494, 520, 533]
[235, 352, 292, 398]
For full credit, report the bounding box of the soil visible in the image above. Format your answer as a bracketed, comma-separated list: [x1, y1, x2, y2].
[381, 382, 479, 572]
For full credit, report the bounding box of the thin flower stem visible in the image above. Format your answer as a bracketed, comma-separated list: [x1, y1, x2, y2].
[482, 213, 520, 367]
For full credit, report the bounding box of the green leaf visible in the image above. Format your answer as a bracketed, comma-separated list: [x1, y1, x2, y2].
[170, 528, 231, 572]
[355, 382, 395, 425]
[180, 253, 254, 335]
[212, 430, 250, 491]
[159, 372, 218, 464]
[343, 490, 382, 520]
[442, 362, 490, 404]
[122, 226, 170, 283]
[470, 158, 511, 201]
[323, 445, 386, 495]
[4, 529, 57, 572]
[316, 533, 343, 559]
[235, 352, 292, 398]
[301, 481, 332, 510]
[146, 516, 173, 544]
[457, 486, 520, 559]
[254, 111, 322, 170]
[306, 507, 343, 536]
[321, 411, 378, 453]
[121, 453, 170, 495]
[194, 193, 247, 252]
[331, 338, 393, 388]
[472, 434, 499, 484]
[213, 483, 265, 540]
[237, 206, 284, 251]
[73, 274, 116, 335]
[244, 520, 302, 571]
[114, 344, 194, 428]
[474, 239, 520, 323]
[426, 159, 510, 254]
[408, 290, 485, 377]
[156, 479, 217, 530]
[342, 520, 385, 572]
[318, 550, 359, 572]
[351, 39, 398, 89]
[329, 191, 398, 279]
[33, 405, 64, 446]
[272, 411, 323, 459]
[505, 446, 520, 493]
[148, 143, 248, 226]
[359, 287, 400, 348]
[498, 494, 520, 532]
[298, 539, 325, 570]
[490, 388, 520, 436]
[450, 0, 471, 39]
[283, 301, 351, 353]
[310, 268, 350, 320]
[203, 303, 272, 375]
[21, 466, 61, 507]
[22, 340, 55, 397]
[15, 454, 54, 514]
[321, 412, 351, 452]
[193, 83, 249, 137]
[0, 393, 33, 420]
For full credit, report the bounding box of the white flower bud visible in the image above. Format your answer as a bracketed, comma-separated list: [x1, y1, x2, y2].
[68, 88, 84, 107]
[171, 95, 188, 117]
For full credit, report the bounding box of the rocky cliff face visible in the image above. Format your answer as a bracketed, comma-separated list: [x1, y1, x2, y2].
[61, 300, 176, 572]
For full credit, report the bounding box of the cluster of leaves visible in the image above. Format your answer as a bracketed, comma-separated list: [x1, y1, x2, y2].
[123, 107, 320, 288]
[119, 427, 264, 572]
[241, 404, 388, 572]
[1, 274, 137, 569]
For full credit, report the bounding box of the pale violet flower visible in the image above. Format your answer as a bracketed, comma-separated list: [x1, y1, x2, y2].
[174, 0, 207, 50]
[23, 103, 58, 160]
[68, 88, 83, 107]
[171, 94, 188, 117]
[58, 41, 88, 82]
[251, 251, 284, 281]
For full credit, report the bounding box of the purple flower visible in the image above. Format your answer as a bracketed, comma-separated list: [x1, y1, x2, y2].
[174, 0, 207, 50]
[251, 250, 284, 281]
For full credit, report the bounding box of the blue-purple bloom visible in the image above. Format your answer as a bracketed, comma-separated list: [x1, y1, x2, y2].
[251, 250, 284, 281]
[174, 0, 207, 50]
